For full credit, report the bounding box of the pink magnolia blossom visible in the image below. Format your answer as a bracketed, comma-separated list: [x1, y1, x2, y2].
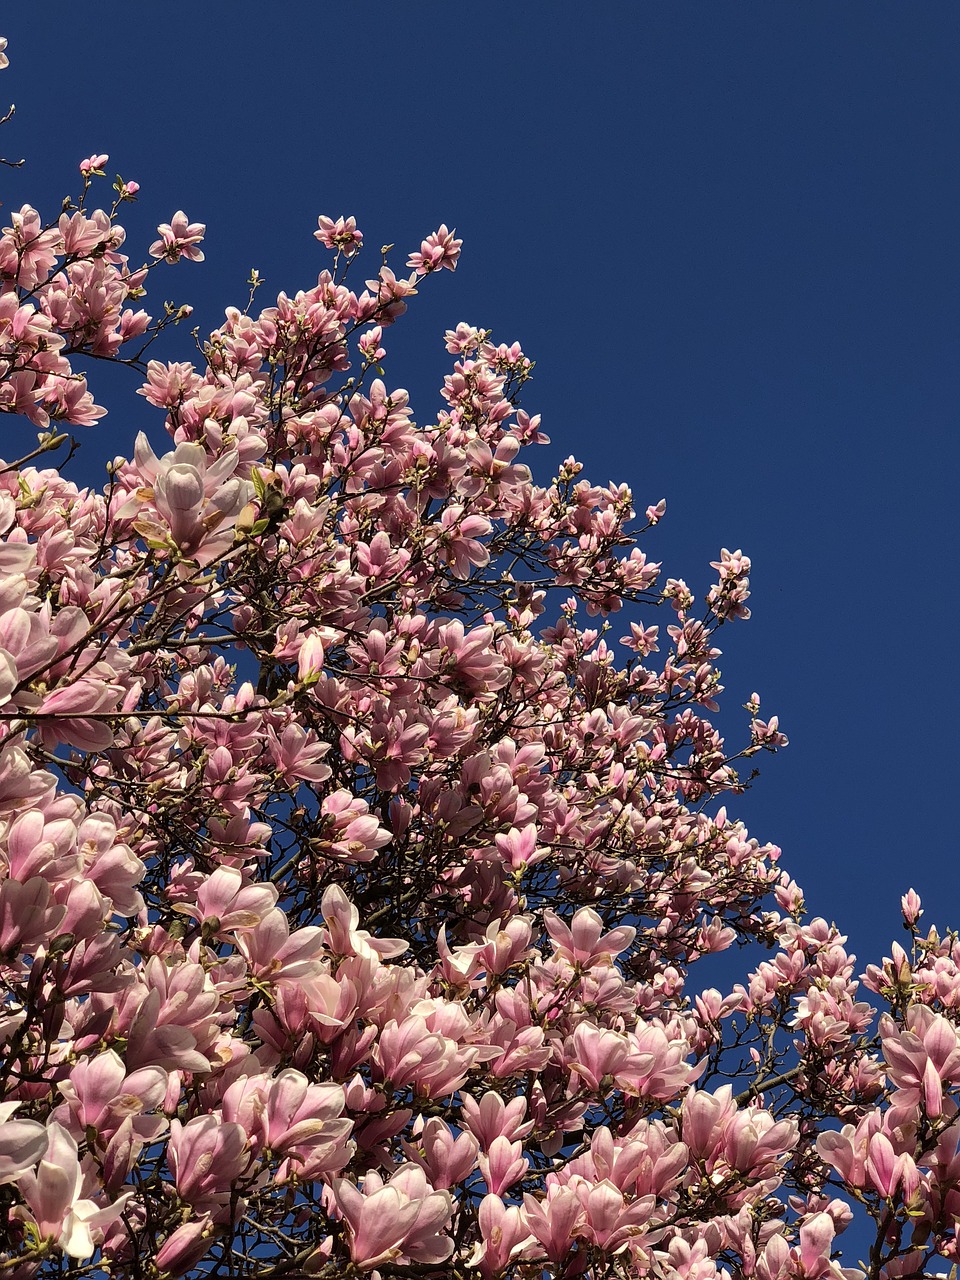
[375, 1014, 481, 1097]
[332, 1164, 454, 1268]
[173, 865, 278, 939]
[461, 1091, 534, 1149]
[167, 1115, 252, 1218]
[881, 1007, 960, 1118]
[0, 876, 67, 953]
[436, 505, 491, 577]
[407, 224, 462, 274]
[478, 1135, 528, 1195]
[567, 1023, 635, 1093]
[79, 153, 109, 175]
[574, 1177, 656, 1253]
[235, 908, 326, 986]
[54, 1050, 167, 1144]
[320, 884, 406, 961]
[470, 1194, 534, 1277]
[221, 1069, 353, 1178]
[900, 887, 923, 925]
[0, 1103, 48, 1184]
[521, 1182, 585, 1264]
[401, 1116, 480, 1189]
[37, 677, 124, 750]
[153, 1215, 217, 1278]
[123, 434, 252, 559]
[12, 1123, 130, 1260]
[150, 211, 206, 263]
[314, 214, 363, 256]
[544, 905, 637, 967]
[794, 1211, 842, 1280]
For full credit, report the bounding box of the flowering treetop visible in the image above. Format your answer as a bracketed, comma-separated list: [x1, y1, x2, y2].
[0, 35, 956, 1280]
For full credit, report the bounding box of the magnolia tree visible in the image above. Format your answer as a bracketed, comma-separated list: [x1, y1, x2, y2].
[0, 41, 956, 1280]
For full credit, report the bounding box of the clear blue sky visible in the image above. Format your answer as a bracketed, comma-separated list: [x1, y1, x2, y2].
[2, 3, 957, 971]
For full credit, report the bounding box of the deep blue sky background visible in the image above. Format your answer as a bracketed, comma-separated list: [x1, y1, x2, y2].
[2, 4, 958, 977]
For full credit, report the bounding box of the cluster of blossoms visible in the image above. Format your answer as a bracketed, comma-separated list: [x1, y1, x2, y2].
[0, 62, 957, 1280]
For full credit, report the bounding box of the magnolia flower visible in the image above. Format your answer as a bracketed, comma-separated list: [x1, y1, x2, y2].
[795, 1211, 842, 1280]
[471, 1194, 534, 1277]
[0, 741, 54, 812]
[0, 38, 9, 70]
[478, 1135, 528, 1195]
[167, 1115, 252, 1217]
[321, 884, 406, 961]
[37, 677, 126, 751]
[79, 154, 109, 176]
[0, 1103, 48, 1184]
[153, 1215, 216, 1277]
[407, 225, 462, 274]
[901, 888, 923, 925]
[521, 1183, 585, 1264]
[881, 1007, 960, 1119]
[315, 214, 363, 256]
[221, 1070, 354, 1179]
[122, 433, 252, 560]
[0, 876, 67, 954]
[149, 211, 206, 263]
[401, 1117, 479, 1190]
[332, 1164, 454, 1268]
[543, 906, 636, 968]
[54, 1050, 167, 1144]
[172, 865, 278, 939]
[12, 1123, 130, 1260]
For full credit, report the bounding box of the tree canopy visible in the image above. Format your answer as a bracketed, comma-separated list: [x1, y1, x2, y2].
[0, 50, 955, 1280]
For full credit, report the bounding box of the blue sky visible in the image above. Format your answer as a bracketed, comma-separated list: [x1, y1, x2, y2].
[1, 3, 958, 972]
